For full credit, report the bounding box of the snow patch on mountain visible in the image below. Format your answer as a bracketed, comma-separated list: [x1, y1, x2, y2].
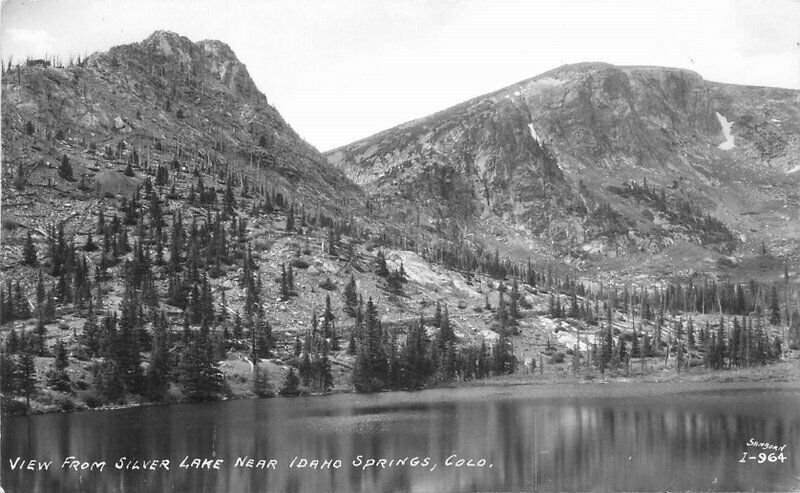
[528, 123, 542, 145]
[715, 112, 735, 150]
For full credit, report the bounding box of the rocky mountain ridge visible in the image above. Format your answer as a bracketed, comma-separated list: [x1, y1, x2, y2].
[2, 30, 360, 217]
[327, 62, 800, 278]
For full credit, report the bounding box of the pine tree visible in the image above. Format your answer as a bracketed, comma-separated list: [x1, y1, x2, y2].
[401, 318, 431, 390]
[492, 333, 515, 375]
[387, 269, 403, 294]
[177, 335, 222, 402]
[92, 359, 125, 404]
[279, 264, 291, 301]
[14, 163, 26, 190]
[769, 285, 781, 326]
[327, 228, 337, 256]
[17, 348, 37, 411]
[96, 208, 106, 234]
[343, 275, 358, 316]
[145, 311, 170, 401]
[279, 368, 301, 396]
[496, 290, 508, 334]
[631, 326, 640, 358]
[223, 178, 237, 218]
[253, 361, 272, 397]
[22, 230, 38, 266]
[6, 329, 20, 354]
[34, 313, 47, 356]
[568, 289, 579, 318]
[58, 154, 73, 180]
[287, 265, 295, 295]
[322, 295, 335, 339]
[599, 323, 614, 372]
[117, 288, 144, 394]
[253, 317, 274, 359]
[352, 298, 388, 392]
[317, 342, 334, 392]
[48, 339, 71, 392]
[0, 352, 18, 395]
[642, 333, 653, 357]
[375, 251, 389, 277]
[285, 204, 295, 232]
[84, 232, 98, 252]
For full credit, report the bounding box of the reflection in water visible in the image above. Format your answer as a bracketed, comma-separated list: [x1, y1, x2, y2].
[3, 386, 800, 492]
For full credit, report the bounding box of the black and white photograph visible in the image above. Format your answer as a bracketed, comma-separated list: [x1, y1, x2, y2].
[1, 1, 799, 491]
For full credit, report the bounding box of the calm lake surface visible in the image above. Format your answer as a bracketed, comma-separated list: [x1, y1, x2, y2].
[2, 383, 799, 492]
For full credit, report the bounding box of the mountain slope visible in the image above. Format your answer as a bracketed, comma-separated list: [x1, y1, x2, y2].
[327, 62, 800, 275]
[2, 30, 360, 212]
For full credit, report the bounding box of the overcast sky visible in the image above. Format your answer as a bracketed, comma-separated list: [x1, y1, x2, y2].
[2, 0, 799, 150]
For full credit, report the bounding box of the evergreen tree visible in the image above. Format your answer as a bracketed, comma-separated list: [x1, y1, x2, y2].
[343, 275, 358, 316]
[6, 329, 20, 354]
[279, 264, 291, 301]
[327, 228, 337, 256]
[253, 317, 274, 359]
[352, 298, 389, 392]
[496, 290, 509, 334]
[287, 265, 295, 295]
[253, 362, 272, 397]
[492, 333, 515, 375]
[387, 269, 403, 294]
[285, 204, 295, 232]
[279, 368, 301, 396]
[676, 338, 685, 372]
[58, 154, 73, 180]
[91, 360, 125, 404]
[22, 230, 38, 266]
[47, 339, 71, 392]
[34, 313, 47, 356]
[509, 279, 521, 321]
[631, 326, 640, 358]
[299, 346, 312, 387]
[177, 335, 222, 401]
[642, 333, 653, 357]
[0, 352, 18, 395]
[375, 251, 389, 277]
[145, 312, 170, 401]
[317, 342, 334, 392]
[14, 282, 31, 320]
[769, 285, 781, 326]
[600, 323, 613, 373]
[17, 349, 37, 411]
[401, 318, 431, 390]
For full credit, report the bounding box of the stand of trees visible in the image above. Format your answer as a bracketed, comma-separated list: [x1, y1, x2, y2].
[349, 298, 516, 392]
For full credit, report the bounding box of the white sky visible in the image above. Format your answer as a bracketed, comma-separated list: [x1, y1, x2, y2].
[2, 0, 799, 151]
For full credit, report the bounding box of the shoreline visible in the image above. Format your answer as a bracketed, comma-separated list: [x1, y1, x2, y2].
[4, 359, 798, 418]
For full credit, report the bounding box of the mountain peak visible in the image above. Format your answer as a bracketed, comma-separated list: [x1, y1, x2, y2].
[141, 30, 194, 57]
[100, 31, 259, 101]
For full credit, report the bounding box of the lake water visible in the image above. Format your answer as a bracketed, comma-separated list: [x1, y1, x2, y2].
[3, 383, 799, 492]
